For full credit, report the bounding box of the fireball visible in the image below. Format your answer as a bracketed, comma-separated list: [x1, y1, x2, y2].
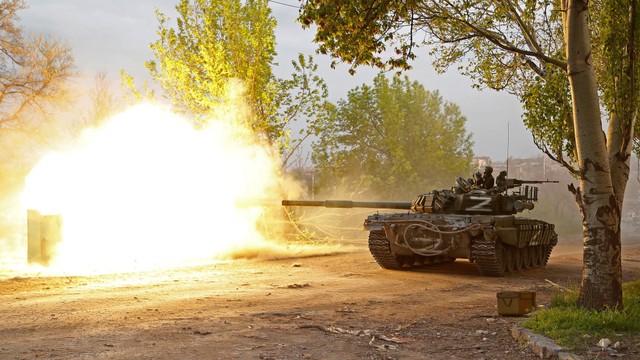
[22, 103, 286, 274]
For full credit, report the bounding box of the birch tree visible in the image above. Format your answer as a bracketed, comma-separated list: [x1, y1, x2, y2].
[299, 0, 639, 310]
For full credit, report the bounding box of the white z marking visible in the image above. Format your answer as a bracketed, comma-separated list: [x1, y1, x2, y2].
[467, 196, 492, 212]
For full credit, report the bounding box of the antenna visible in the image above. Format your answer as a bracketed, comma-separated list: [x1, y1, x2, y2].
[506, 122, 510, 175]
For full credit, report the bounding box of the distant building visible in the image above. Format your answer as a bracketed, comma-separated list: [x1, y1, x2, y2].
[472, 156, 563, 179]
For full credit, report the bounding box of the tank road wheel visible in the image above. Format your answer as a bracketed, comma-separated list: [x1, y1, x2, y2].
[421, 256, 434, 265]
[500, 246, 508, 272]
[528, 246, 538, 267]
[368, 230, 409, 270]
[532, 246, 543, 267]
[503, 246, 515, 273]
[438, 256, 457, 263]
[470, 237, 505, 277]
[514, 248, 525, 271]
[531, 247, 540, 267]
[523, 247, 532, 268]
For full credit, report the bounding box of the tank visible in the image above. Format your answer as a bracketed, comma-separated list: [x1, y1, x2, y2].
[282, 175, 559, 276]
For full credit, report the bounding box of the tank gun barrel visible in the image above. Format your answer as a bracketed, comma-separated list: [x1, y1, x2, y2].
[282, 200, 412, 210]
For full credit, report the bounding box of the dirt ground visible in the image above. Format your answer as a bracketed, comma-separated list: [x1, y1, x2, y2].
[1, 236, 640, 360]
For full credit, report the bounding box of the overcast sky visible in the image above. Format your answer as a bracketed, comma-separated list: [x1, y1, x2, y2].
[18, 0, 541, 161]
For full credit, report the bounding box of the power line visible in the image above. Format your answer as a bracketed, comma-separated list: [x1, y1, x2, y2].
[268, 0, 299, 9]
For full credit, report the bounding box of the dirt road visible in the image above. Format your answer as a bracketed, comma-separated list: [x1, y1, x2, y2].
[1, 236, 639, 360]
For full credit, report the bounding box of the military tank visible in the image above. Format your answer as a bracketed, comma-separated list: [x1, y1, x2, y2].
[282, 174, 558, 276]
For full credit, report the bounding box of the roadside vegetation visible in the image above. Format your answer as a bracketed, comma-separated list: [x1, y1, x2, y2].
[523, 277, 640, 350]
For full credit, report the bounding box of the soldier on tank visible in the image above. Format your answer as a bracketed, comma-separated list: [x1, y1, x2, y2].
[496, 170, 508, 192]
[472, 171, 484, 188]
[483, 166, 495, 189]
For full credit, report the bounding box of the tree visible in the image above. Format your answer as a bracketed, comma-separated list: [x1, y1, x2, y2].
[0, 0, 74, 165]
[312, 74, 473, 199]
[81, 72, 123, 129]
[134, 0, 331, 165]
[0, 0, 73, 255]
[146, 0, 280, 141]
[299, 0, 638, 310]
[0, 0, 74, 130]
[277, 54, 332, 168]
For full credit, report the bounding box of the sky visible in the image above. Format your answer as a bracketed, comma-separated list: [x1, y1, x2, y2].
[18, 0, 542, 161]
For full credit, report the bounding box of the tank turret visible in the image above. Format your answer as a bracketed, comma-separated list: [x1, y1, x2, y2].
[283, 178, 559, 215]
[411, 178, 558, 215]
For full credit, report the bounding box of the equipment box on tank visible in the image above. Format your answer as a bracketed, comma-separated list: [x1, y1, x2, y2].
[497, 291, 536, 316]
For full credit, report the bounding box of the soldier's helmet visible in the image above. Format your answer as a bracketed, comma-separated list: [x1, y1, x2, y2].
[484, 166, 493, 174]
[499, 170, 507, 176]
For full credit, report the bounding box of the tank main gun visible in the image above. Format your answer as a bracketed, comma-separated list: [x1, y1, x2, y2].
[283, 177, 559, 216]
[281, 200, 412, 210]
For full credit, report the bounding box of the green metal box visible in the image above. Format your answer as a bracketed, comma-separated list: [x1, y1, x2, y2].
[497, 291, 536, 316]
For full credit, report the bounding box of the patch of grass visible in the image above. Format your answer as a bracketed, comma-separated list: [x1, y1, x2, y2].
[523, 278, 640, 350]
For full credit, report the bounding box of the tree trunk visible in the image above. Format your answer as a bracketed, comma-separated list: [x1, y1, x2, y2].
[563, 0, 623, 310]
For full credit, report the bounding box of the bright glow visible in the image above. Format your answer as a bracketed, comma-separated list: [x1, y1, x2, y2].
[22, 103, 289, 274]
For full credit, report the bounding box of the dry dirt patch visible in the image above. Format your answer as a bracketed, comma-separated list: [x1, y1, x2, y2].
[1, 237, 639, 360]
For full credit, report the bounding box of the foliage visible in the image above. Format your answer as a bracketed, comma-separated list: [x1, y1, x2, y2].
[298, 0, 640, 171]
[81, 72, 123, 130]
[298, 1, 565, 79]
[299, 0, 573, 166]
[523, 278, 640, 349]
[591, 0, 640, 156]
[276, 54, 332, 166]
[0, 0, 74, 130]
[130, 1, 331, 163]
[521, 66, 576, 165]
[120, 70, 155, 104]
[146, 0, 280, 140]
[312, 73, 473, 199]
[0, 0, 74, 252]
[0, 0, 74, 168]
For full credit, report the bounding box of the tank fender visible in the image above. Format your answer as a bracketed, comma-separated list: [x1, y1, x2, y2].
[494, 227, 519, 247]
[489, 216, 519, 248]
[482, 227, 494, 242]
[363, 221, 384, 232]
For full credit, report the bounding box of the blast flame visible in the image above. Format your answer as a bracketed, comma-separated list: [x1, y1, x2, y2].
[22, 103, 286, 274]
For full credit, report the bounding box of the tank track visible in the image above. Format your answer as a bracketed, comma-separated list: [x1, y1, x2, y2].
[368, 230, 405, 270]
[368, 230, 456, 270]
[369, 226, 557, 276]
[542, 233, 558, 266]
[471, 234, 558, 276]
[470, 236, 505, 277]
